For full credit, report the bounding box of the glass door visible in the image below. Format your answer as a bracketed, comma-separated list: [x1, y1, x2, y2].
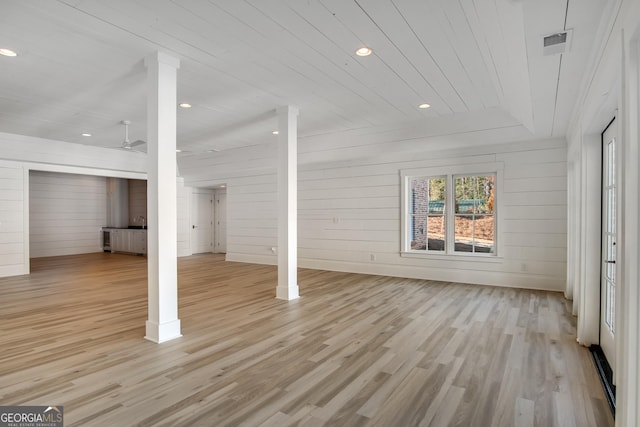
[600, 118, 617, 373]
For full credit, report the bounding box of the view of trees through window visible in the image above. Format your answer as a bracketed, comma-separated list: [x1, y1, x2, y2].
[409, 174, 495, 254]
[454, 175, 495, 253]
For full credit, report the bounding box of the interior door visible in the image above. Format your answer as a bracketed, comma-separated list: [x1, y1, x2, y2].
[191, 191, 213, 254]
[214, 192, 227, 253]
[600, 118, 617, 373]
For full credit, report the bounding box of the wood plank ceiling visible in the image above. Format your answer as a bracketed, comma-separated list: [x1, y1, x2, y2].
[0, 0, 609, 164]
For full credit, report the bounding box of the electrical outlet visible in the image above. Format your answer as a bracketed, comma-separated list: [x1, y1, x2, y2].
[370, 254, 376, 261]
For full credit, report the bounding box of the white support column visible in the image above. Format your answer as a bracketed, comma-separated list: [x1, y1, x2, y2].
[576, 136, 601, 346]
[276, 106, 300, 300]
[619, 32, 640, 427]
[144, 51, 181, 343]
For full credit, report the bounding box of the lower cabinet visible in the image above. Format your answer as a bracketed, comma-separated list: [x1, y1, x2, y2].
[130, 230, 147, 255]
[111, 229, 146, 255]
[110, 230, 126, 253]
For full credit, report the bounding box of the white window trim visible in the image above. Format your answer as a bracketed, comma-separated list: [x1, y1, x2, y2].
[400, 162, 504, 260]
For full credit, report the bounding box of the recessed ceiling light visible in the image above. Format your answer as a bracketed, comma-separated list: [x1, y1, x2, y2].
[220, 185, 226, 188]
[356, 47, 372, 57]
[418, 103, 431, 109]
[272, 131, 279, 135]
[81, 133, 92, 137]
[179, 103, 192, 108]
[0, 48, 17, 57]
[176, 149, 182, 153]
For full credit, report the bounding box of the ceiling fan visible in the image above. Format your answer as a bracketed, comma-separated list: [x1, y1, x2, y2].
[113, 120, 221, 155]
[119, 120, 146, 151]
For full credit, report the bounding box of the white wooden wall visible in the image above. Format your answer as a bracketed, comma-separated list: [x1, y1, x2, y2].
[0, 163, 26, 277]
[226, 172, 278, 264]
[29, 171, 107, 258]
[184, 137, 568, 291]
[0, 132, 147, 173]
[176, 177, 192, 257]
[565, 0, 640, 424]
[0, 132, 202, 272]
[181, 141, 278, 263]
[0, 132, 147, 277]
[295, 138, 567, 291]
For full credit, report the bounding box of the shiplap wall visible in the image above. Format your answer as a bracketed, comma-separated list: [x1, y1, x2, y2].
[29, 171, 107, 258]
[0, 132, 147, 173]
[0, 163, 26, 276]
[0, 132, 147, 277]
[177, 178, 191, 257]
[217, 138, 567, 291]
[181, 141, 277, 263]
[226, 172, 278, 264]
[0, 132, 199, 275]
[28, 175, 191, 259]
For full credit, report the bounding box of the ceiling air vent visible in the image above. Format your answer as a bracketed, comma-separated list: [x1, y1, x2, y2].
[542, 29, 573, 56]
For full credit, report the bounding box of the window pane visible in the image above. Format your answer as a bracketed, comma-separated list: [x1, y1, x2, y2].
[410, 179, 428, 250]
[426, 215, 445, 251]
[474, 214, 495, 253]
[411, 178, 429, 219]
[428, 177, 446, 213]
[608, 139, 615, 186]
[606, 278, 615, 331]
[410, 177, 445, 251]
[454, 215, 474, 252]
[410, 215, 425, 250]
[610, 189, 616, 234]
[455, 214, 495, 253]
[455, 176, 475, 214]
[476, 175, 495, 214]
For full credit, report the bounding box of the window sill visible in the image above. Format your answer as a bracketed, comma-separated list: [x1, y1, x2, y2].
[400, 251, 504, 263]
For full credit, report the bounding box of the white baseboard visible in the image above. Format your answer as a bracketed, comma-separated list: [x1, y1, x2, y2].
[298, 258, 564, 292]
[145, 319, 182, 344]
[0, 264, 29, 278]
[222, 253, 564, 292]
[177, 248, 192, 257]
[225, 253, 276, 265]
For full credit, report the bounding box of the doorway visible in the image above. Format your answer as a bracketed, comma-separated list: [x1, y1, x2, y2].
[600, 118, 617, 370]
[190, 188, 227, 255]
[214, 191, 227, 253]
[191, 190, 213, 254]
[592, 117, 618, 413]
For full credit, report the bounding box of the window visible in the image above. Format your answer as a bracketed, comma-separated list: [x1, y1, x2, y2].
[454, 175, 495, 253]
[402, 165, 500, 257]
[409, 177, 445, 251]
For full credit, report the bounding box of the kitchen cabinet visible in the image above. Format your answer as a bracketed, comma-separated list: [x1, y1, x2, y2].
[110, 229, 146, 255]
[110, 229, 125, 253]
[130, 230, 147, 255]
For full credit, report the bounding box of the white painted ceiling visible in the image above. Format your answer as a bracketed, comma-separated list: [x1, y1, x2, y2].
[0, 0, 610, 165]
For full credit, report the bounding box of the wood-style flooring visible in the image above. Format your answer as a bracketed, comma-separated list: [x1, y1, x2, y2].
[0, 253, 613, 426]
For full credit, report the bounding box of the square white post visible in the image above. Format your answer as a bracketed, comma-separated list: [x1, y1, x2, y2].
[144, 51, 181, 343]
[276, 106, 300, 300]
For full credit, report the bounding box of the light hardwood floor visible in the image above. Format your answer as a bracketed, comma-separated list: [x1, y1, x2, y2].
[0, 253, 613, 427]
